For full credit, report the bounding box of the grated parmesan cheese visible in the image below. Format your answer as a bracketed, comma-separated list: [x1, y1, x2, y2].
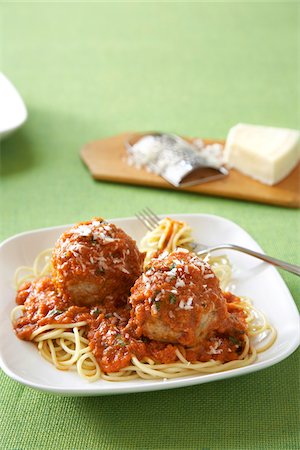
[166, 268, 177, 277]
[178, 299, 193, 310]
[126, 133, 225, 184]
[203, 273, 215, 279]
[175, 278, 185, 288]
[70, 225, 92, 237]
[207, 338, 223, 355]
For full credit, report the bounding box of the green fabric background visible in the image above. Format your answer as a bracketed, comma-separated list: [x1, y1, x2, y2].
[1, 2, 299, 449]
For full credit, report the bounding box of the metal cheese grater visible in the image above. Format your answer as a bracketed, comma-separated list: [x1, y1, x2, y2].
[125, 132, 228, 188]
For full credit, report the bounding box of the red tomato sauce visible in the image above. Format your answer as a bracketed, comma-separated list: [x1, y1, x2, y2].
[14, 278, 247, 373]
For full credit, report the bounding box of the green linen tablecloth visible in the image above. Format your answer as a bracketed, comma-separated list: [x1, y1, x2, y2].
[1, 2, 299, 449]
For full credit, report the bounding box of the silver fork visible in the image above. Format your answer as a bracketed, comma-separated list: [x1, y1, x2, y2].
[136, 207, 300, 276]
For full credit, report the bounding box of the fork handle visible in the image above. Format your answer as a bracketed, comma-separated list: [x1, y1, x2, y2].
[196, 244, 300, 276]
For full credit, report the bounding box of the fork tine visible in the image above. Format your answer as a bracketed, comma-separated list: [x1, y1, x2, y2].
[135, 212, 154, 231]
[139, 211, 157, 230]
[143, 207, 161, 224]
[136, 208, 161, 231]
[140, 209, 159, 229]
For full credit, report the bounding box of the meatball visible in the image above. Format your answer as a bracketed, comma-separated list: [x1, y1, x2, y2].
[129, 249, 228, 347]
[52, 218, 144, 306]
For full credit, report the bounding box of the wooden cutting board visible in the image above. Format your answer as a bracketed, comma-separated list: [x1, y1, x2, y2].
[81, 132, 300, 208]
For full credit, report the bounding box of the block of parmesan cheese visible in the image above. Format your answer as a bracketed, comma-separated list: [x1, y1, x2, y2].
[224, 124, 300, 185]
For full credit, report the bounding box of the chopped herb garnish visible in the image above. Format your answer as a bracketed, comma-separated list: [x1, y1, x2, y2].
[155, 301, 161, 311]
[115, 334, 126, 346]
[48, 309, 63, 317]
[91, 307, 101, 317]
[169, 293, 177, 304]
[169, 262, 177, 269]
[105, 313, 113, 318]
[229, 336, 240, 346]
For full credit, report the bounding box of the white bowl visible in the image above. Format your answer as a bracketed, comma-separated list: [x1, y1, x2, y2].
[0, 72, 28, 139]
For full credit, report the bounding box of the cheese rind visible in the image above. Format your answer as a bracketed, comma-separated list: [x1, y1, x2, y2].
[224, 124, 300, 185]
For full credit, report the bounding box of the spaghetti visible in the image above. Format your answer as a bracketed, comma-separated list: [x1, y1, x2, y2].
[11, 218, 276, 382]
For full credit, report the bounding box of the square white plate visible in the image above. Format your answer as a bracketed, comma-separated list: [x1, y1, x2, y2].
[0, 214, 299, 396]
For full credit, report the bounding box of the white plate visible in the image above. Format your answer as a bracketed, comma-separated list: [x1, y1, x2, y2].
[0, 73, 28, 139]
[0, 214, 299, 396]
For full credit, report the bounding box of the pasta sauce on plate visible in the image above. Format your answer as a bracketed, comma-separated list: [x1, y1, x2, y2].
[15, 277, 247, 373]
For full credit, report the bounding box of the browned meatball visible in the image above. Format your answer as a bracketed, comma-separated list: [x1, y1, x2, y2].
[129, 249, 228, 347]
[52, 218, 144, 306]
